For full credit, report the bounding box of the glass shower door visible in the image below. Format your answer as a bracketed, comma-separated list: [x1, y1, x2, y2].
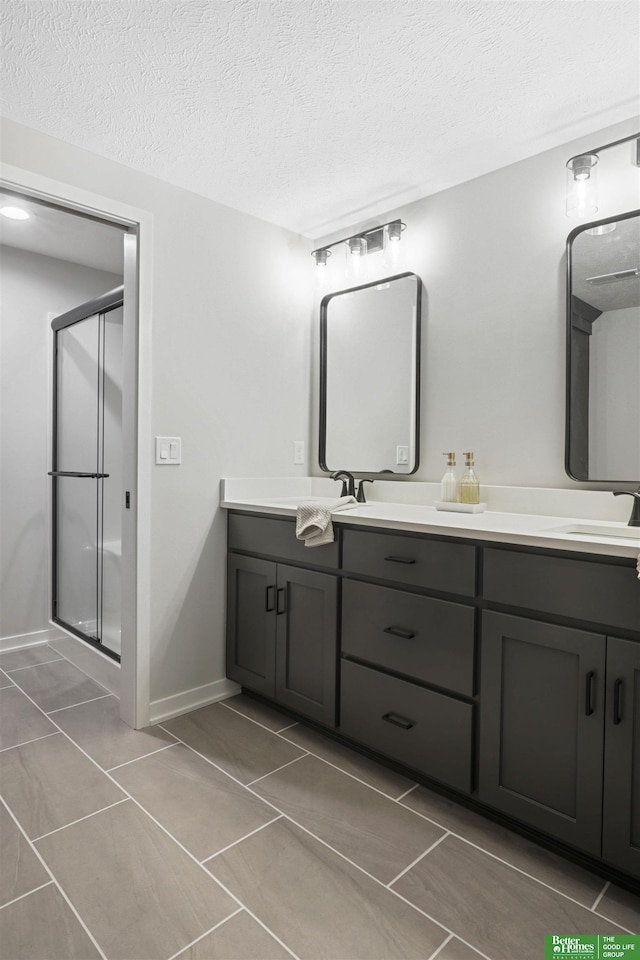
[50, 287, 123, 661]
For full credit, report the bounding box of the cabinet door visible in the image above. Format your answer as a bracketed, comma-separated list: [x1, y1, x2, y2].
[226, 555, 276, 696]
[479, 611, 605, 855]
[603, 637, 640, 878]
[275, 564, 338, 727]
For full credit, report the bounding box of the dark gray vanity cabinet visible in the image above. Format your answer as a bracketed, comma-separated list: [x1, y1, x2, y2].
[602, 637, 640, 877]
[479, 611, 606, 855]
[226, 515, 338, 727]
[339, 528, 477, 794]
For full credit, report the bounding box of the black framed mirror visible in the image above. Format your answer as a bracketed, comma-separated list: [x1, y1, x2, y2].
[319, 272, 421, 475]
[566, 210, 640, 481]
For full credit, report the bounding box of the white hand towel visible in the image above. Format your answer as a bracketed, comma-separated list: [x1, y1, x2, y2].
[296, 497, 357, 547]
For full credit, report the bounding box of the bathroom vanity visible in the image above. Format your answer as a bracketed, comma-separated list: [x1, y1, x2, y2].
[223, 481, 640, 888]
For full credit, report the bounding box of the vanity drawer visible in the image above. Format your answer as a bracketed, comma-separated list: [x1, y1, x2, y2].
[228, 513, 339, 568]
[342, 579, 475, 695]
[340, 660, 474, 793]
[342, 528, 476, 596]
[483, 548, 640, 633]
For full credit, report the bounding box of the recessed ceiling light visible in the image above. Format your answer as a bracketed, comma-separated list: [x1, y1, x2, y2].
[0, 206, 31, 221]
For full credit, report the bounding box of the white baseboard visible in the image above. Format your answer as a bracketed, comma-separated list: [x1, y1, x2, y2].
[0, 627, 66, 652]
[149, 678, 241, 725]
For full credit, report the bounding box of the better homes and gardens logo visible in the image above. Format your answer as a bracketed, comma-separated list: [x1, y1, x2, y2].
[544, 936, 639, 959]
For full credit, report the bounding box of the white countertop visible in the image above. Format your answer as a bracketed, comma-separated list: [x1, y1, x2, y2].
[220, 478, 640, 560]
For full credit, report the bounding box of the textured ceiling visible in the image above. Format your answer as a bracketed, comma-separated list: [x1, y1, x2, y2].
[1, 0, 639, 238]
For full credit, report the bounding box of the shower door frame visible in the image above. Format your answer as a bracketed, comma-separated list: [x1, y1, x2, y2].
[0, 161, 153, 729]
[50, 285, 125, 662]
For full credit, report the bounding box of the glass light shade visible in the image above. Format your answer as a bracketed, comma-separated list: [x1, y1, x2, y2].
[313, 248, 331, 291]
[565, 154, 598, 217]
[345, 236, 367, 283]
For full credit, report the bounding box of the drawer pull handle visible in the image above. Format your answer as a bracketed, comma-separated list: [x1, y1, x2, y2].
[384, 556, 416, 565]
[585, 670, 596, 716]
[613, 678, 623, 725]
[383, 626, 416, 640]
[382, 712, 414, 730]
[276, 588, 287, 615]
[265, 585, 276, 612]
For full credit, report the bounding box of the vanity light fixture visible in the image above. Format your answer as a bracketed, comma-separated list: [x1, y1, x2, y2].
[311, 218, 406, 282]
[0, 205, 30, 220]
[566, 132, 640, 217]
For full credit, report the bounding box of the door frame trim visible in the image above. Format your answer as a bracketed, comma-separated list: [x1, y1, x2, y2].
[0, 162, 153, 728]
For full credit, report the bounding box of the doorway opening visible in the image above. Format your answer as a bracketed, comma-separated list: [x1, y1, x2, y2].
[0, 181, 142, 723]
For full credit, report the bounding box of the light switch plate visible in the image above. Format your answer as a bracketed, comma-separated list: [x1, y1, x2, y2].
[155, 436, 182, 464]
[396, 445, 409, 465]
[294, 440, 305, 465]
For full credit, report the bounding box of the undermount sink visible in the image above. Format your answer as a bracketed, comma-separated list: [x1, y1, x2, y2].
[547, 523, 640, 541]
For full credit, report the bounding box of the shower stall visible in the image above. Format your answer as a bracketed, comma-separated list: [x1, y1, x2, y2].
[49, 286, 124, 661]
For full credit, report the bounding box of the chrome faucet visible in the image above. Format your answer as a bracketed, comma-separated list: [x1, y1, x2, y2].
[613, 486, 640, 526]
[330, 470, 355, 497]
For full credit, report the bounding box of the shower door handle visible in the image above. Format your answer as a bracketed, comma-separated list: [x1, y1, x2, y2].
[48, 471, 110, 478]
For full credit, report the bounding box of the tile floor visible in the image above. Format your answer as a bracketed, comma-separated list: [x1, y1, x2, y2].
[0, 644, 638, 960]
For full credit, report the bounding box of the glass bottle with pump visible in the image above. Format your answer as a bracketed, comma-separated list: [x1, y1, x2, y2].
[440, 452, 458, 502]
[459, 452, 480, 504]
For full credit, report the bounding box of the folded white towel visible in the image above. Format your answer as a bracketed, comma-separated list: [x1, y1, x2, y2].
[296, 497, 357, 547]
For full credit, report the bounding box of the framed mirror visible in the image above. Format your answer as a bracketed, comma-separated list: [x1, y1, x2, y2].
[566, 210, 640, 481]
[319, 272, 421, 475]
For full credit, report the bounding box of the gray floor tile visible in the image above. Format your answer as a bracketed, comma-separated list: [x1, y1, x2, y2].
[0, 803, 49, 907]
[597, 884, 640, 933]
[222, 693, 294, 732]
[0, 668, 13, 688]
[52, 693, 176, 769]
[392, 835, 628, 960]
[8, 658, 108, 713]
[253, 753, 444, 884]
[282, 722, 416, 800]
[0, 686, 57, 750]
[35, 799, 238, 960]
[0, 882, 101, 959]
[401, 783, 605, 907]
[178, 910, 292, 959]
[0, 645, 63, 672]
[208, 817, 448, 960]
[112, 742, 279, 861]
[164, 702, 306, 784]
[435, 937, 485, 960]
[0, 731, 125, 839]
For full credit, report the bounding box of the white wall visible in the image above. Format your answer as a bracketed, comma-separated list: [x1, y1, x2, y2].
[589, 306, 640, 479]
[312, 117, 640, 489]
[0, 244, 122, 643]
[1, 118, 312, 708]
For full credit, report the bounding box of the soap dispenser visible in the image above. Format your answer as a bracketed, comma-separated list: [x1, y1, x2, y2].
[459, 452, 480, 504]
[440, 452, 458, 502]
